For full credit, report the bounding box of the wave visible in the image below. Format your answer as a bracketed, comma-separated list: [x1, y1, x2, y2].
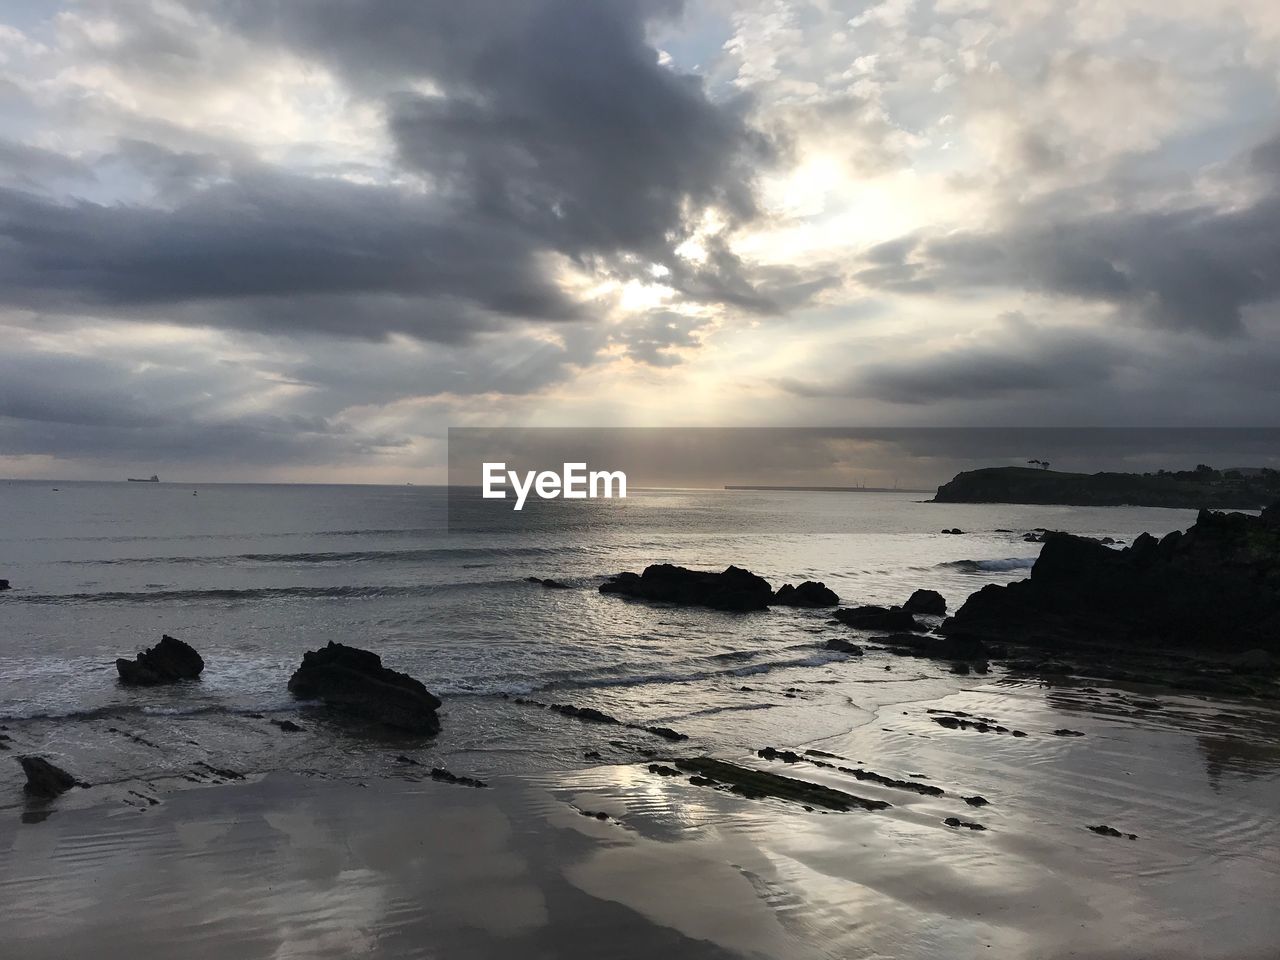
[939, 557, 1037, 573]
[63, 545, 584, 566]
[0, 700, 312, 723]
[0, 581, 535, 604]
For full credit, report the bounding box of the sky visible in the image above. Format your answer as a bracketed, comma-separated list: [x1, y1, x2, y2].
[1, 0, 1279, 483]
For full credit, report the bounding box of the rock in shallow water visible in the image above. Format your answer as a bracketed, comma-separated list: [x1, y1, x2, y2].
[287, 641, 442, 734]
[944, 501, 1280, 655]
[773, 581, 840, 607]
[903, 588, 947, 616]
[833, 605, 924, 632]
[115, 634, 204, 685]
[600, 564, 773, 611]
[18, 755, 82, 798]
[824, 638, 864, 655]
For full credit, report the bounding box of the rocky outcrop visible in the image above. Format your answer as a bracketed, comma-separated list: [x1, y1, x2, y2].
[833, 605, 924, 632]
[934, 465, 1280, 510]
[0, 578, 10, 591]
[903, 589, 946, 616]
[287, 642, 442, 734]
[116, 634, 205, 685]
[19, 756, 82, 797]
[773, 580, 840, 607]
[600, 564, 773, 611]
[945, 503, 1280, 654]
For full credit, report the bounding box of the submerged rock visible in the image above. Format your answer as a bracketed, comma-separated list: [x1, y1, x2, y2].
[19, 755, 82, 798]
[600, 563, 773, 611]
[430, 767, 487, 788]
[773, 581, 840, 607]
[824, 638, 864, 655]
[833, 605, 924, 632]
[287, 642, 442, 734]
[1088, 824, 1137, 840]
[525, 576, 571, 589]
[945, 502, 1280, 655]
[510, 696, 688, 741]
[903, 589, 947, 616]
[943, 816, 986, 830]
[115, 634, 205, 685]
[669, 757, 891, 812]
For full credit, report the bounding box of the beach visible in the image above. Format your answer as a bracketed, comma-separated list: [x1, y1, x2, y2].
[2, 482, 1279, 958]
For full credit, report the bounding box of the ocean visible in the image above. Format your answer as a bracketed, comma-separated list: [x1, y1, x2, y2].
[4, 480, 1280, 958]
[0, 480, 1206, 777]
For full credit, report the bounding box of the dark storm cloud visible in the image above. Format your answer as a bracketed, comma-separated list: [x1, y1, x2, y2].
[857, 138, 1280, 336]
[0, 169, 578, 340]
[0, 138, 96, 187]
[210, 0, 784, 306]
[777, 324, 1131, 404]
[0, 0, 794, 340]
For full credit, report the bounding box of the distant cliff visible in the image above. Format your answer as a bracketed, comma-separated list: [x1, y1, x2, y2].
[933, 465, 1280, 509]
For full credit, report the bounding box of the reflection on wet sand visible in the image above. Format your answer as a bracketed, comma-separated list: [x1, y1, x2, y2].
[3, 678, 1278, 960]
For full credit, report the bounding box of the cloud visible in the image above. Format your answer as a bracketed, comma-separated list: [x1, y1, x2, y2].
[778, 319, 1131, 403]
[0, 333, 409, 468]
[855, 145, 1280, 337]
[0, 167, 582, 341]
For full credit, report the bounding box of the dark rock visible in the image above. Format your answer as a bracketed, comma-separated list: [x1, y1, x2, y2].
[673, 757, 891, 812]
[871, 632, 987, 662]
[941, 528, 964, 535]
[525, 576, 570, 589]
[824, 638, 864, 655]
[1088, 824, 1137, 840]
[944, 504, 1280, 655]
[943, 816, 986, 830]
[644, 725, 688, 742]
[600, 564, 773, 611]
[19, 756, 81, 798]
[195, 761, 244, 780]
[949, 661, 970, 675]
[833, 605, 924, 632]
[0, 579, 9, 591]
[903, 589, 947, 616]
[648, 763, 681, 777]
[287, 641, 441, 734]
[757, 747, 804, 763]
[430, 767, 487, 788]
[115, 634, 205, 685]
[513, 697, 688, 741]
[963, 795, 989, 806]
[583, 750, 602, 760]
[1053, 728, 1085, 737]
[395, 754, 421, 765]
[273, 719, 304, 733]
[773, 581, 840, 607]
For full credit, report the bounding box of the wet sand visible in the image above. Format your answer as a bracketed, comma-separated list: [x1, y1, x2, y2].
[3, 680, 1279, 959]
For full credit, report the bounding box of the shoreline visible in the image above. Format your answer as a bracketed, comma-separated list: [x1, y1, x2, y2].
[5, 668, 1280, 959]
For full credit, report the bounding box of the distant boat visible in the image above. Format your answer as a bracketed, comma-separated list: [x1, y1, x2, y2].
[128, 475, 160, 483]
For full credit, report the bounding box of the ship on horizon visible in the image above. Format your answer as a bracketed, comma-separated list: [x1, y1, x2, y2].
[127, 474, 160, 482]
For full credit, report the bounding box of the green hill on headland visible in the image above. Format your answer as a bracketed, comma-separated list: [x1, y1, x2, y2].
[933, 465, 1280, 509]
